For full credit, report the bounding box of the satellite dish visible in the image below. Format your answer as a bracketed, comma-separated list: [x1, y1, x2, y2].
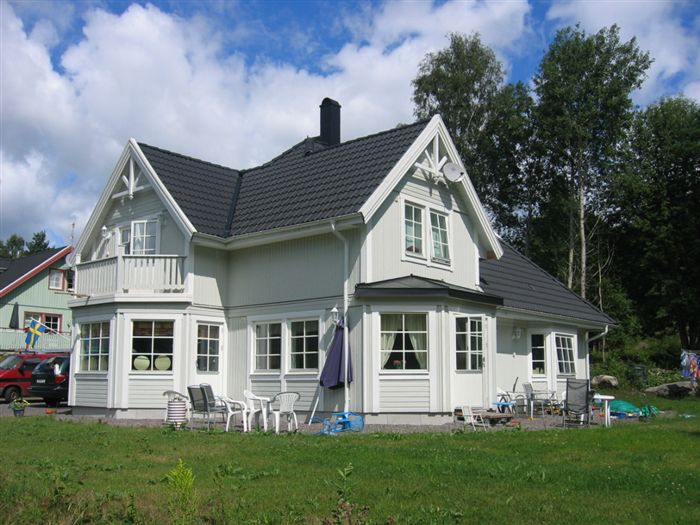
[442, 162, 464, 183]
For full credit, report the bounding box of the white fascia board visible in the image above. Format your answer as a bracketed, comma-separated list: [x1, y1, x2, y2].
[359, 114, 502, 259]
[75, 140, 196, 256]
[130, 139, 196, 238]
[75, 142, 133, 255]
[192, 213, 363, 250]
[496, 306, 610, 330]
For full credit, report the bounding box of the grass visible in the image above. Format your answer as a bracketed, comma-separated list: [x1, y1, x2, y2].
[1, 396, 699, 524]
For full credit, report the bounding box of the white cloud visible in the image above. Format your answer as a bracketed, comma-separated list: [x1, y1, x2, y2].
[547, 0, 700, 104]
[0, 0, 531, 245]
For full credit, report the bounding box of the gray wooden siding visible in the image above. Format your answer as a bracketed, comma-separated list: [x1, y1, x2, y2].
[369, 172, 479, 287]
[127, 376, 173, 408]
[227, 316, 247, 400]
[379, 377, 430, 411]
[193, 247, 227, 307]
[284, 379, 319, 411]
[250, 379, 281, 399]
[226, 231, 360, 307]
[87, 186, 184, 259]
[73, 375, 108, 407]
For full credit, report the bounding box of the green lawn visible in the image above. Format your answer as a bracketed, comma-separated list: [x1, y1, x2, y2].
[2, 398, 699, 524]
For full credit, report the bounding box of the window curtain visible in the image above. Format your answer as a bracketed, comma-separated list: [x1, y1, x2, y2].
[381, 315, 402, 369]
[405, 314, 428, 369]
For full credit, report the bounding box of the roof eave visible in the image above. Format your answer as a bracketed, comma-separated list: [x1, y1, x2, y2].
[0, 246, 73, 298]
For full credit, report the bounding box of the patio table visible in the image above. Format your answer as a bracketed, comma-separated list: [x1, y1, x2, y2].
[593, 393, 615, 428]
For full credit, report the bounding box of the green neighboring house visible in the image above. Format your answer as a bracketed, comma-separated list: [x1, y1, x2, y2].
[0, 247, 74, 351]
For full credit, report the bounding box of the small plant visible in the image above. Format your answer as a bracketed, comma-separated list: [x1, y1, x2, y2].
[323, 463, 369, 525]
[9, 398, 30, 411]
[166, 459, 198, 525]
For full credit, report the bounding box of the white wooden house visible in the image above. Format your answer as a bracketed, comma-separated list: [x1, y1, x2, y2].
[68, 98, 613, 422]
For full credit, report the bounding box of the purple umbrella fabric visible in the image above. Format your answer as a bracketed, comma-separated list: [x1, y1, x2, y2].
[319, 320, 353, 390]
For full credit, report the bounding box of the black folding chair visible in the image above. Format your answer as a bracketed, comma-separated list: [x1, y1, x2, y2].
[562, 379, 593, 427]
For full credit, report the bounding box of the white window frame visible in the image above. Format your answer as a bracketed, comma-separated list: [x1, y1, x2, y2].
[379, 313, 429, 372]
[79, 321, 111, 372]
[530, 333, 547, 377]
[48, 269, 64, 290]
[130, 320, 174, 373]
[254, 322, 282, 372]
[131, 219, 158, 255]
[400, 195, 453, 271]
[429, 210, 450, 263]
[404, 202, 425, 258]
[455, 316, 483, 371]
[24, 312, 62, 333]
[196, 323, 221, 373]
[289, 319, 320, 371]
[555, 334, 576, 376]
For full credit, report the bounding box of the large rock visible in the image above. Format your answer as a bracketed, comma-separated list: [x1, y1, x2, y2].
[644, 381, 693, 398]
[592, 375, 619, 388]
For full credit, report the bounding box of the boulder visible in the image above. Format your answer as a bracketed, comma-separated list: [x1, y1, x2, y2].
[592, 375, 619, 388]
[644, 381, 693, 398]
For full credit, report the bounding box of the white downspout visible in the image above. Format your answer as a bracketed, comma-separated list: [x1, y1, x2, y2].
[331, 221, 350, 413]
[586, 325, 609, 379]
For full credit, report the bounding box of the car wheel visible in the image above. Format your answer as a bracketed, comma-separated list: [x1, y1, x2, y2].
[4, 386, 20, 403]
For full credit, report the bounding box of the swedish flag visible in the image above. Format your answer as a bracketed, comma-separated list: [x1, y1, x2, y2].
[25, 319, 46, 349]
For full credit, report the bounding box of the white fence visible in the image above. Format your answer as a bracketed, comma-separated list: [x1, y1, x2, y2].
[76, 255, 185, 296]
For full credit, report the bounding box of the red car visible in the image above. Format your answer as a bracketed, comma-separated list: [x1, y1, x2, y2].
[0, 351, 69, 402]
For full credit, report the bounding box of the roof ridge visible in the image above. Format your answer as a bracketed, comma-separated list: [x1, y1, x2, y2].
[137, 142, 239, 172]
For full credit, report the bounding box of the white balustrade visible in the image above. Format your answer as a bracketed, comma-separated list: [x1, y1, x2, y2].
[76, 255, 185, 296]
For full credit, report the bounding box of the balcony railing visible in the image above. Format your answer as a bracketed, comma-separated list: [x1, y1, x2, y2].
[75, 255, 186, 297]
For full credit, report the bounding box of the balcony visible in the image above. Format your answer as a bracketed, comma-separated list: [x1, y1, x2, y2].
[74, 255, 189, 303]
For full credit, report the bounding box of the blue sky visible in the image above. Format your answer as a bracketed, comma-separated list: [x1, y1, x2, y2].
[1, 0, 699, 246]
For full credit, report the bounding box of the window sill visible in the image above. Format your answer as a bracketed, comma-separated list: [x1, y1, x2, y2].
[251, 371, 281, 376]
[75, 371, 109, 376]
[379, 370, 429, 376]
[128, 372, 173, 377]
[286, 370, 319, 376]
[455, 369, 483, 373]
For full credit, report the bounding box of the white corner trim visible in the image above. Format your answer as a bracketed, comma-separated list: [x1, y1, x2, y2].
[359, 115, 502, 260]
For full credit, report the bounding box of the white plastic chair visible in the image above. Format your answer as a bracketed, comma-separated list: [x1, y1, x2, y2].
[243, 389, 270, 431]
[269, 391, 300, 434]
[200, 384, 247, 432]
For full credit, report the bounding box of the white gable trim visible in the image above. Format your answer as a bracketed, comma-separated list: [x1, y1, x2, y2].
[75, 140, 196, 255]
[359, 115, 503, 259]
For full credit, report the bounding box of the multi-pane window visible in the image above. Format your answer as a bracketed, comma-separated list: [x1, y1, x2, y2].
[48, 269, 64, 290]
[290, 320, 319, 369]
[80, 322, 110, 371]
[380, 314, 428, 370]
[197, 324, 220, 372]
[24, 313, 61, 333]
[455, 317, 483, 371]
[531, 334, 546, 375]
[65, 270, 75, 291]
[131, 220, 157, 255]
[404, 204, 423, 255]
[120, 227, 131, 255]
[555, 334, 576, 375]
[430, 211, 450, 261]
[131, 321, 174, 371]
[255, 323, 281, 371]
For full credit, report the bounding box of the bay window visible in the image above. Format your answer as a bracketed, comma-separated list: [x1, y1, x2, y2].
[80, 322, 110, 371]
[131, 321, 173, 371]
[380, 313, 428, 370]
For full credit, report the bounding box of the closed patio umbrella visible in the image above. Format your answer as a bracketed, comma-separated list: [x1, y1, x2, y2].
[320, 320, 353, 389]
[9, 302, 20, 329]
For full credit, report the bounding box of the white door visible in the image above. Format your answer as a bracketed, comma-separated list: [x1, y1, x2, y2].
[191, 322, 225, 394]
[450, 316, 484, 408]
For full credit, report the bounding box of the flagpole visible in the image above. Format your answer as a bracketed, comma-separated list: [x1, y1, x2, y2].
[24, 316, 72, 344]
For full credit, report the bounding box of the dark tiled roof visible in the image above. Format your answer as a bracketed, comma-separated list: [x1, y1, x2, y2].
[356, 275, 503, 305]
[138, 143, 241, 237]
[138, 120, 429, 238]
[480, 242, 615, 325]
[0, 248, 67, 297]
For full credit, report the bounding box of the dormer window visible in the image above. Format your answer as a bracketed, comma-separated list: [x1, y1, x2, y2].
[430, 211, 450, 262]
[404, 203, 423, 256]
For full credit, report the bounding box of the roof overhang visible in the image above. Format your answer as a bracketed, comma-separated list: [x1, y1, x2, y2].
[192, 213, 363, 251]
[359, 114, 503, 260]
[495, 306, 615, 330]
[0, 246, 73, 298]
[355, 277, 503, 306]
[75, 139, 196, 255]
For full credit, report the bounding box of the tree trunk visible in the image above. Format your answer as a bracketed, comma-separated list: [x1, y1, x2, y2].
[579, 181, 586, 299]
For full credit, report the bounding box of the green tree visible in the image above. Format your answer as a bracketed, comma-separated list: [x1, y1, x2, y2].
[533, 24, 651, 298]
[613, 97, 700, 350]
[1, 234, 26, 259]
[26, 231, 51, 254]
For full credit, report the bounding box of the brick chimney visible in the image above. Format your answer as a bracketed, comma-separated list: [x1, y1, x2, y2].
[320, 97, 341, 145]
